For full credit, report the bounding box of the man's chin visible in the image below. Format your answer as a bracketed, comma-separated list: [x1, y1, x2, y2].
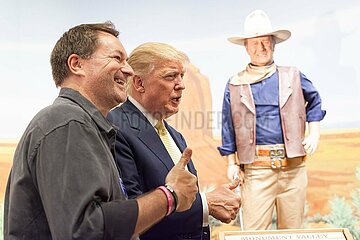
[165, 108, 179, 118]
[118, 94, 128, 103]
[110, 95, 127, 109]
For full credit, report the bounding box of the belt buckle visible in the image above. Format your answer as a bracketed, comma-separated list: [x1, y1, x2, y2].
[271, 158, 283, 169]
[270, 148, 285, 169]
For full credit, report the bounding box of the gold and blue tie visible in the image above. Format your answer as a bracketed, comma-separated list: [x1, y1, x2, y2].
[155, 121, 182, 165]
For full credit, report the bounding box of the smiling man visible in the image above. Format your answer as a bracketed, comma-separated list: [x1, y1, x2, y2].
[107, 42, 241, 240]
[4, 23, 199, 239]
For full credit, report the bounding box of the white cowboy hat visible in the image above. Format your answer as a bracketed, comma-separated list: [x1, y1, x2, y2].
[228, 10, 291, 46]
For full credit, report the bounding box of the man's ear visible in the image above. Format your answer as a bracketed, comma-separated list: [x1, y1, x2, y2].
[133, 75, 145, 93]
[67, 54, 85, 77]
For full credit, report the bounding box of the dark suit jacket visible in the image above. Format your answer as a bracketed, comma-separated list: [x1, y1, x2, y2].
[107, 100, 210, 240]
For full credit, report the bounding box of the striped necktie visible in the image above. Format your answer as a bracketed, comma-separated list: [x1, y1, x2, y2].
[155, 121, 182, 165]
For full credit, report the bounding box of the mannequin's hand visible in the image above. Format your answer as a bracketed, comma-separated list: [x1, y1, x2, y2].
[227, 164, 240, 181]
[302, 132, 320, 155]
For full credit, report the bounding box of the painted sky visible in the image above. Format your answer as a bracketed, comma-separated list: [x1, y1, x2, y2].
[1, 0, 360, 139]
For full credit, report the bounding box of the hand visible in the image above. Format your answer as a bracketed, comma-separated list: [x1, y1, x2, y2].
[302, 122, 321, 155]
[227, 164, 240, 182]
[165, 148, 198, 212]
[302, 133, 319, 155]
[205, 179, 241, 223]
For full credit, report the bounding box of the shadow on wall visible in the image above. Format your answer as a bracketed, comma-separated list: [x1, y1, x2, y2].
[305, 11, 357, 97]
[303, 11, 359, 128]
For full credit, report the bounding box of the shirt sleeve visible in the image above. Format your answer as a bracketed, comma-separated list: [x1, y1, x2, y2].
[200, 192, 209, 226]
[35, 121, 138, 240]
[218, 81, 237, 156]
[300, 72, 327, 122]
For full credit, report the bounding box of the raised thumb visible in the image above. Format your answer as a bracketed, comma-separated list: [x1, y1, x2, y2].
[176, 147, 192, 169]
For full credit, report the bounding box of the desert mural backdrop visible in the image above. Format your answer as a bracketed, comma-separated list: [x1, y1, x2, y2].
[1, 64, 360, 239]
[1, 1, 360, 239]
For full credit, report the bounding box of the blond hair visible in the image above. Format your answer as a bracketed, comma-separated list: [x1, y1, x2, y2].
[128, 42, 189, 76]
[126, 42, 189, 94]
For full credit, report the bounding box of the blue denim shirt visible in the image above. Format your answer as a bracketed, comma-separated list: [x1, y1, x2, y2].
[218, 71, 326, 156]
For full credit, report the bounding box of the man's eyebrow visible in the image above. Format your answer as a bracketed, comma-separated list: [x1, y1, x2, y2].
[160, 69, 179, 74]
[114, 50, 126, 59]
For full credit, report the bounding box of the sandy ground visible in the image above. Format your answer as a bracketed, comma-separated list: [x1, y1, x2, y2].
[1, 129, 360, 239]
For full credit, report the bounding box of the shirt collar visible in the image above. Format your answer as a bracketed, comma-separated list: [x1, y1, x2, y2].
[128, 96, 159, 127]
[58, 88, 115, 134]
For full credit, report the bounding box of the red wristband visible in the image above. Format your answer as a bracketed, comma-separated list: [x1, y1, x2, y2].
[157, 186, 175, 216]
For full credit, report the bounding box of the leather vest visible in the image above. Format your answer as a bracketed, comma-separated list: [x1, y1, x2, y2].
[229, 66, 306, 164]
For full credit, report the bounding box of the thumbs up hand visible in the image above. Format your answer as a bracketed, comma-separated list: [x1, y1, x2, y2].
[165, 148, 198, 212]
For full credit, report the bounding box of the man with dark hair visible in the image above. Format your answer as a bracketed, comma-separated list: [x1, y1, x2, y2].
[4, 22, 198, 239]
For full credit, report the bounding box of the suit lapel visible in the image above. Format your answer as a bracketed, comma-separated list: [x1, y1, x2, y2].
[122, 101, 175, 171]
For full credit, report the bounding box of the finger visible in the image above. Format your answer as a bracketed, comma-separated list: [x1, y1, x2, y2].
[308, 145, 315, 155]
[304, 145, 309, 152]
[176, 147, 192, 169]
[308, 148, 313, 156]
[304, 141, 311, 151]
[232, 169, 240, 179]
[231, 210, 237, 220]
[227, 167, 238, 181]
[229, 178, 240, 190]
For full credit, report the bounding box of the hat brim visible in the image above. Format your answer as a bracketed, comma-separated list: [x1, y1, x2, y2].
[228, 29, 291, 46]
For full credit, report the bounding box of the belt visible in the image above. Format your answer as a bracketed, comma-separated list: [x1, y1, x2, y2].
[250, 157, 305, 168]
[249, 144, 305, 169]
[256, 144, 286, 158]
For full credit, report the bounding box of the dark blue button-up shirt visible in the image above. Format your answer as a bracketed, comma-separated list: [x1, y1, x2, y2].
[218, 71, 326, 156]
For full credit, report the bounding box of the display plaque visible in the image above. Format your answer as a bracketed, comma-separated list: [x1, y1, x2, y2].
[219, 228, 353, 240]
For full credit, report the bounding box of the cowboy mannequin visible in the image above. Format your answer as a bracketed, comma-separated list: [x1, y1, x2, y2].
[218, 10, 326, 230]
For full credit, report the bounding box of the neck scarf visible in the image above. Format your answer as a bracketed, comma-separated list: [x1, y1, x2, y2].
[230, 62, 277, 85]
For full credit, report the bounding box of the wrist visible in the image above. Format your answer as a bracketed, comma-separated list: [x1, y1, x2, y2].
[157, 186, 175, 216]
[165, 185, 178, 211]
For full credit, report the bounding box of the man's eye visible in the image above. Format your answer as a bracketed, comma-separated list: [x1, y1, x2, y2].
[113, 56, 122, 61]
[164, 74, 176, 80]
[165, 76, 175, 80]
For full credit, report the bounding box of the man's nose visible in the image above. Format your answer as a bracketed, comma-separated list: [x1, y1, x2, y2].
[259, 42, 266, 50]
[121, 61, 134, 77]
[175, 76, 185, 90]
